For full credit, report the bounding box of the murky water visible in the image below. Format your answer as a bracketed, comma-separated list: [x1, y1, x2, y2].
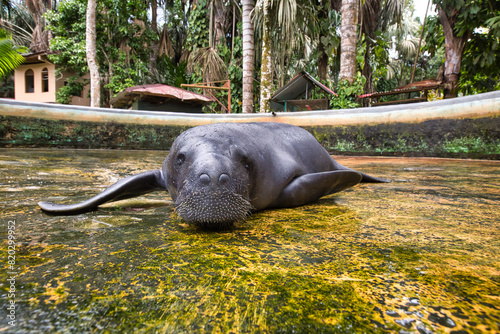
[1, 148, 499, 333]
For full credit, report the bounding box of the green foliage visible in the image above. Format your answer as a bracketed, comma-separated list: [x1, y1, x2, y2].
[56, 76, 87, 104]
[356, 35, 367, 72]
[332, 140, 357, 152]
[331, 74, 366, 109]
[185, 0, 209, 51]
[0, 28, 25, 79]
[153, 55, 189, 88]
[316, 9, 341, 64]
[21, 0, 499, 112]
[442, 137, 500, 154]
[46, 1, 88, 75]
[459, 15, 500, 93]
[218, 29, 243, 113]
[370, 31, 392, 87]
[46, 0, 154, 106]
[105, 52, 149, 97]
[0, 75, 14, 98]
[427, 0, 500, 94]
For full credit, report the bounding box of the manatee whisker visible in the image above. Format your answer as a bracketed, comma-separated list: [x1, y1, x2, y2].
[175, 186, 252, 227]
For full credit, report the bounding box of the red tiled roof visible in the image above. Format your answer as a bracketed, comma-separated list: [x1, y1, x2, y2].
[110, 84, 214, 109]
[122, 84, 213, 102]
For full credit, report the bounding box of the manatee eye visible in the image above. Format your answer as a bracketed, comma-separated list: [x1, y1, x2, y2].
[240, 156, 251, 170]
[177, 153, 186, 165]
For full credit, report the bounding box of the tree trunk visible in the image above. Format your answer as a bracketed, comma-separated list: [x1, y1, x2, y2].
[25, 0, 51, 52]
[150, 0, 158, 74]
[437, 6, 469, 98]
[209, 0, 214, 48]
[242, 0, 254, 113]
[259, 0, 272, 113]
[339, 0, 358, 84]
[361, 43, 373, 107]
[317, 5, 329, 81]
[86, 0, 100, 108]
[318, 38, 329, 81]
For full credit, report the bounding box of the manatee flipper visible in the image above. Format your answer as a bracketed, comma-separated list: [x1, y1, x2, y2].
[271, 170, 363, 208]
[39, 170, 167, 215]
[358, 172, 391, 183]
[330, 158, 391, 183]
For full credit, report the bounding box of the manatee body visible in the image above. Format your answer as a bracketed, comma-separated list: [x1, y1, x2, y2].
[39, 122, 389, 228]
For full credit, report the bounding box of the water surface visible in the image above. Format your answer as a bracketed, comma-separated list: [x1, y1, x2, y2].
[1, 149, 499, 333]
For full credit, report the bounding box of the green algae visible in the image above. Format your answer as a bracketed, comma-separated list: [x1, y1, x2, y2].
[0, 115, 188, 150]
[0, 149, 499, 333]
[2, 115, 500, 159]
[309, 116, 500, 159]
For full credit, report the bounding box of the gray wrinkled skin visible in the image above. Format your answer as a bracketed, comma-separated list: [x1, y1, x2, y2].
[39, 122, 389, 229]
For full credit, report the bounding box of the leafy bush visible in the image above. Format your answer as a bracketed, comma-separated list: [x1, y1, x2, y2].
[331, 74, 366, 109]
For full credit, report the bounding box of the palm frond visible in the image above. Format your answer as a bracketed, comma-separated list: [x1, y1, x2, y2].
[188, 46, 228, 83]
[400, 38, 418, 58]
[381, 0, 405, 30]
[385, 59, 401, 80]
[274, 0, 296, 36]
[362, 0, 381, 34]
[0, 18, 33, 47]
[0, 37, 25, 79]
[0, 1, 35, 48]
[157, 24, 175, 59]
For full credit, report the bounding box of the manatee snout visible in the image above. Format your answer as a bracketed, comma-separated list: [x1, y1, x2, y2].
[174, 155, 252, 229]
[192, 154, 234, 189]
[198, 172, 231, 187]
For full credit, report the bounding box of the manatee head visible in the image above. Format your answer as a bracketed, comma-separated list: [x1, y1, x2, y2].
[164, 129, 254, 229]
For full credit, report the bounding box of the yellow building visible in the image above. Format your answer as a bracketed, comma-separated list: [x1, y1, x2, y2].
[14, 51, 90, 106]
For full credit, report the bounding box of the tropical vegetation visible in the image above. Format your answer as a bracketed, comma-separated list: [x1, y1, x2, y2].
[0, 0, 498, 111]
[0, 28, 25, 80]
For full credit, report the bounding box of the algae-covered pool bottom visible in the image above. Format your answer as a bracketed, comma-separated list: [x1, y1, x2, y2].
[0, 148, 499, 333]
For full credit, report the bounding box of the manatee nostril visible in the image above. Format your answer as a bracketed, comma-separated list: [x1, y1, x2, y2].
[218, 173, 230, 185]
[199, 173, 210, 185]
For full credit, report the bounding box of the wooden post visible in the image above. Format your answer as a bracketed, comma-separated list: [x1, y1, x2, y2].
[181, 80, 231, 113]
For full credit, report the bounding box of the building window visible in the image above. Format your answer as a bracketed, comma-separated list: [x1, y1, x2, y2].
[41, 67, 49, 92]
[25, 69, 35, 93]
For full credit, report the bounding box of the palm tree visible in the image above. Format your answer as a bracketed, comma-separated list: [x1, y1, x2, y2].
[187, 1, 228, 86]
[254, 0, 313, 110]
[242, 0, 254, 113]
[1, 0, 14, 19]
[339, 0, 359, 84]
[259, 0, 272, 113]
[188, 46, 227, 84]
[361, 0, 405, 94]
[86, 0, 100, 107]
[0, 1, 35, 49]
[24, 0, 52, 52]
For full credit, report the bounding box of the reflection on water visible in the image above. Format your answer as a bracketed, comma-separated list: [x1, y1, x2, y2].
[1, 148, 499, 333]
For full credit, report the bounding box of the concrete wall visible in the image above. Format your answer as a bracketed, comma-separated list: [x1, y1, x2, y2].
[68, 73, 91, 107]
[1, 92, 499, 159]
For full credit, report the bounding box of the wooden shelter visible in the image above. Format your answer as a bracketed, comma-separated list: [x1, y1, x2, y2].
[270, 72, 337, 112]
[110, 84, 214, 113]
